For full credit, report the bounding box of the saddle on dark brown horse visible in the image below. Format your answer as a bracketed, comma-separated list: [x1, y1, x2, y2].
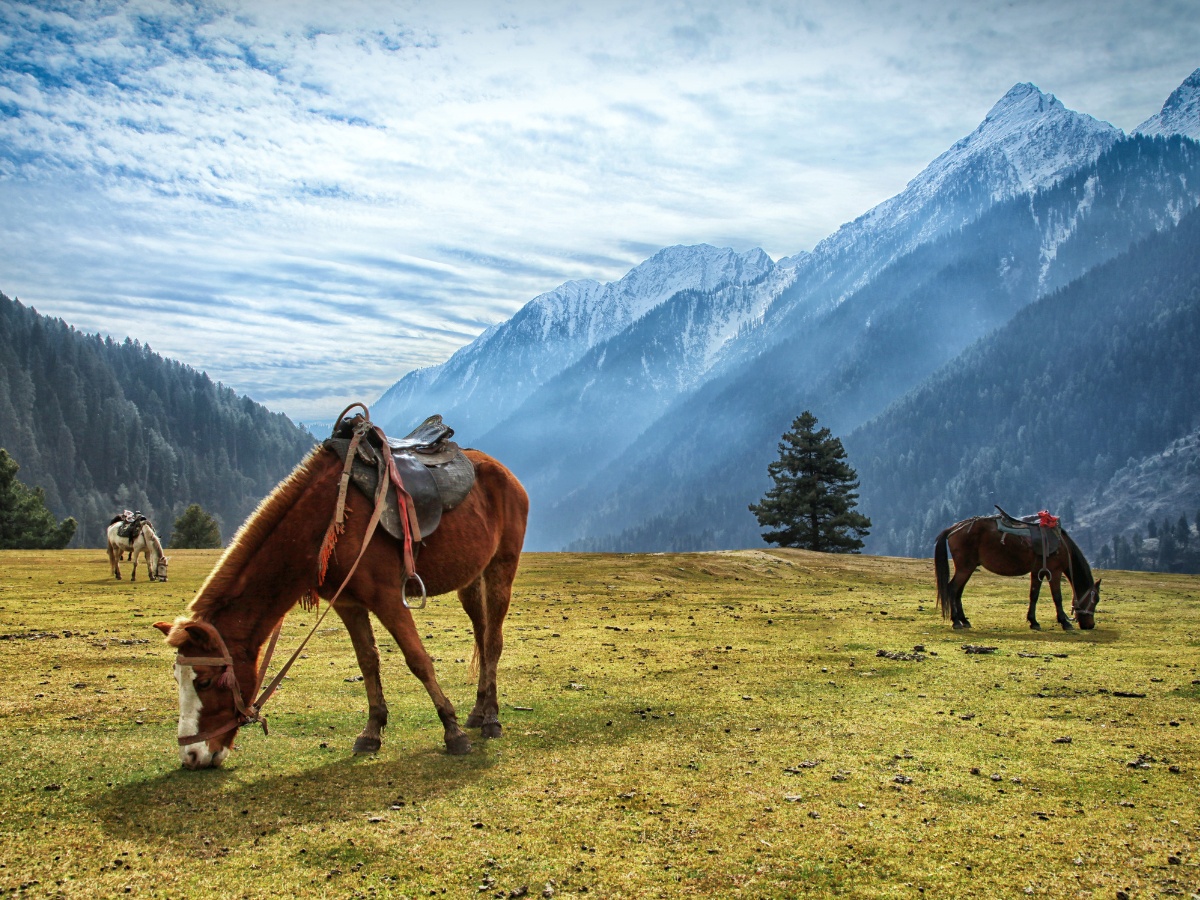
[324, 414, 476, 543]
[994, 505, 1061, 575]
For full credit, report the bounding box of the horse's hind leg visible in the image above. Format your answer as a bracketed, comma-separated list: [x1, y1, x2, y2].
[108, 545, 122, 580]
[1027, 575, 1043, 630]
[1049, 574, 1074, 631]
[465, 551, 517, 739]
[459, 576, 489, 730]
[335, 602, 389, 754]
[948, 563, 975, 629]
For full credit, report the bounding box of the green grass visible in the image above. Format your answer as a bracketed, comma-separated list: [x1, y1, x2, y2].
[0, 548, 1197, 898]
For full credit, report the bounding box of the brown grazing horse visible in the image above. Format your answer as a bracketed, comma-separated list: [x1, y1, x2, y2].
[154, 442, 528, 769]
[934, 516, 1100, 632]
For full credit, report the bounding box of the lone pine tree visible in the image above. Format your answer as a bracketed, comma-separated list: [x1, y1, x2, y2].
[749, 411, 871, 553]
[169, 503, 222, 549]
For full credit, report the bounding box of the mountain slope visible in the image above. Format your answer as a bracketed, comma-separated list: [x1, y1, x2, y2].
[743, 83, 1122, 340]
[555, 134, 1200, 551]
[474, 260, 800, 503]
[0, 293, 315, 547]
[1136, 67, 1200, 140]
[850, 200, 1200, 558]
[373, 245, 776, 439]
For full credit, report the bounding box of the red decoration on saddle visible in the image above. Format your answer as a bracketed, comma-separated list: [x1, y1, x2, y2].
[1037, 510, 1059, 528]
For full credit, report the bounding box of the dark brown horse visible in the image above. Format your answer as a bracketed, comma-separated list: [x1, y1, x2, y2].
[154, 440, 528, 769]
[934, 516, 1100, 631]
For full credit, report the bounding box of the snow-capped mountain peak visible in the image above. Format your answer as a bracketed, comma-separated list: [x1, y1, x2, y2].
[372, 243, 776, 436]
[1135, 67, 1200, 140]
[914, 82, 1122, 199]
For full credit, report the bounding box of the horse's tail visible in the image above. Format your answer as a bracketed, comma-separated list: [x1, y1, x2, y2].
[934, 527, 954, 619]
[468, 645, 480, 681]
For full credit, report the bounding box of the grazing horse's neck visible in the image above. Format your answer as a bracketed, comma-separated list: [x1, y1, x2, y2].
[194, 450, 341, 665]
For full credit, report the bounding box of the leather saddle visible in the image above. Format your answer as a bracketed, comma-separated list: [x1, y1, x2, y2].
[116, 515, 147, 541]
[323, 415, 475, 542]
[994, 505, 1060, 555]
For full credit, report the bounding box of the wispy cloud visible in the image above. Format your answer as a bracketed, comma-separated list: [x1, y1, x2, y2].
[0, 0, 1196, 419]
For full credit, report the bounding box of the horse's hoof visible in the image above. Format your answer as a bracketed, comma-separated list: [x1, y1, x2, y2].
[465, 712, 484, 728]
[953, 621, 970, 630]
[1029, 621, 1041, 631]
[1060, 621, 1075, 631]
[352, 736, 381, 755]
[445, 734, 472, 755]
[481, 721, 502, 740]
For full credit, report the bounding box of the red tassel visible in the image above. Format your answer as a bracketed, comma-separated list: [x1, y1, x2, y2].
[318, 519, 343, 585]
[216, 666, 234, 690]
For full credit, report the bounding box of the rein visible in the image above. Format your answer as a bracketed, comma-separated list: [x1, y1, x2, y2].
[175, 404, 417, 747]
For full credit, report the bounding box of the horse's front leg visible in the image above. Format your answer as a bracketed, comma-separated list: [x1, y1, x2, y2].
[1027, 574, 1042, 630]
[1049, 575, 1074, 631]
[373, 601, 471, 755]
[335, 602, 389, 754]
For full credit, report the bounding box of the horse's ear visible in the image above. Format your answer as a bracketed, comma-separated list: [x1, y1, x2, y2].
[153, 622, 173, 636]
[1094, 578, 1102, 589]
[181, 622, 219, 652]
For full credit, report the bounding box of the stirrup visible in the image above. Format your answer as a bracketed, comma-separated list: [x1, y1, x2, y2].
[402, 572, 427, 609]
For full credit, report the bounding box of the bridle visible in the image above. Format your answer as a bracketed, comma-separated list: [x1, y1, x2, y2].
[1072, 582, 1099, 619]
[174, 403, 418, 749]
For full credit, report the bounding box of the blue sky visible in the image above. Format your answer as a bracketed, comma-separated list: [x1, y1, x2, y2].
[1, 0, 1197, 422]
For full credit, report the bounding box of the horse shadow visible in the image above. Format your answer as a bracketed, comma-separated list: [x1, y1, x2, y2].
[957, 625, 1121, 645]
[88, 707, 649, 847]
[90, 743, 494, 846]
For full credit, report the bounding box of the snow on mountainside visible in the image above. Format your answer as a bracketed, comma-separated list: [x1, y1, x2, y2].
[373, 244, 775, 437]
[1136, 67, 1200, 139]
[757, 83, 1123, 330]
[473, 257, 803, 506]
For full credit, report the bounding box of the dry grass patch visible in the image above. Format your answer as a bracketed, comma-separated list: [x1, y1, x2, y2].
[0, 548, 1197, 898]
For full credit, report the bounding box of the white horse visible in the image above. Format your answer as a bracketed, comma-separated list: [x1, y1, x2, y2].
[106, 519, 169, 582]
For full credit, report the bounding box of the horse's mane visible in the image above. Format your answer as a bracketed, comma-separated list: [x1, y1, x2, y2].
[1063, 530, 1095, 590]
[144, 524, 164, 557]
[188, 444, 324, 620]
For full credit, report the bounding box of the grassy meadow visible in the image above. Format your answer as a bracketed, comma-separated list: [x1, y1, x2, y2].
[0, 547, 1197, 899]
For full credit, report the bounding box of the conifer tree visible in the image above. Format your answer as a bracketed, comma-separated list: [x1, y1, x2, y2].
[0, 449, 77, 549]
[749, 412, 871, 553]
[169, 503, 222, 549]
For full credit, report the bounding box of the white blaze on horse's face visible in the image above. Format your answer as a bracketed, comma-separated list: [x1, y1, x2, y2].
[174, 664, 229, 770]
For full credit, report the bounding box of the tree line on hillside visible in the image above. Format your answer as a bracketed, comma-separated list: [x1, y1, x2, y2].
[851, 202, 1200, 563]
[1095, 513, 1200, 574]
[0, 293, 316, 547]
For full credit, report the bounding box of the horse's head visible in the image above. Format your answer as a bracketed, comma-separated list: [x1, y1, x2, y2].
[154, 619, 255, 769]
[151, 554, 170, 582]
[1073, 577, 1101, 630]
